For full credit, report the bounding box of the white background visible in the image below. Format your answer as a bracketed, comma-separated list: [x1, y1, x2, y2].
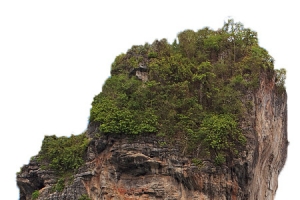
[0, 1, 298, 199]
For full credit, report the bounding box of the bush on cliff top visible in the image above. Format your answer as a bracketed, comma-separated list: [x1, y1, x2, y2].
[89, 19, 286, 162]
[37, 133, 89, 174]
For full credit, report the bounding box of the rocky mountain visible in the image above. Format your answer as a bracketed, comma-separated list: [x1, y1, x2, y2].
[17, 20, 288, 200]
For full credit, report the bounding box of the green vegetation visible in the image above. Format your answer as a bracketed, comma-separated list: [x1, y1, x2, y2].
[53, 177, 65, 192]
[200, 114, 246, 158]
[90, 19, 285, 164]
[37, 133, 89, 191]
[192, 158, 203, 168]
[31, 190, 39, 200]
[90, 75, 158, 135]
[78, 194, 91, 200]
[38, 133, 89, 175]
[214, 153, 226, 166]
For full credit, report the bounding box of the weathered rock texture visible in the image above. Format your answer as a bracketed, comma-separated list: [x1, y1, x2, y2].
[17, 74, 287, 200]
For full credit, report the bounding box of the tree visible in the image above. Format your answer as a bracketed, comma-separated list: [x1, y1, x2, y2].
[178, 30, 197, 59]
[199, 114, 246, 163]
[192, 61, 216, 107]
[88, 20, 284, 165]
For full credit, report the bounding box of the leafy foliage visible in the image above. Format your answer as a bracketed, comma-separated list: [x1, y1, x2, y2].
[90, 19, 285, 164]
[214, 153, 226, 166]
[53, 177, 65, 192]
[199, 114, 246, 158]
[78, 194, 91, 200]
[200, 114, 246, 151]
[90, 75, 158, 134]
[31, 190, 39, 200]
[38, 133, 89, 174]
[191, 158, 203, 168]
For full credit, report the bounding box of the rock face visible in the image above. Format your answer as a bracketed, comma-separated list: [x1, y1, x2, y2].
[17, 74, 287, 200]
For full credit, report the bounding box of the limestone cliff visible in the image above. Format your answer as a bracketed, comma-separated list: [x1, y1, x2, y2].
[17, 20, 288, 200]
[17, 73, 287, 200]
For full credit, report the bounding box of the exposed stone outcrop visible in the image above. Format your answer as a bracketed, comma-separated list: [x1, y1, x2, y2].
[129, 65, 148, 82]
[249, 74, 287, 199]
[17, 73, 287, 200]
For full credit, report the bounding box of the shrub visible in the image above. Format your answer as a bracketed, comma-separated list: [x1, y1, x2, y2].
[199, 114, 246, 159]
[148, 51, 158, 58]
[37, 133, 89, 174]
[192, 158, 203, 168]
[31, 190, 39, 200]
[78, 194, 91, 200]
[53, 178, 65, 192]
[215, 154, 226, 166]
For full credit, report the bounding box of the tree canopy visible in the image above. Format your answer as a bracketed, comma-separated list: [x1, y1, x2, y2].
[89, 19, 285, 165]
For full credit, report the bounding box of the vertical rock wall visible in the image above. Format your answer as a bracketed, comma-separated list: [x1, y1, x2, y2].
[249, 75, 287, 199]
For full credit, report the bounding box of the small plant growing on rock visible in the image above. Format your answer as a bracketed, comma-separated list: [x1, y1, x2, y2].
[214, 154, 226, 166]
[53, 178, 65, 192]
[78, 194, 91, 200]
[192, 158, 203, 168]
[31, 190, 39, 200]
[158, 141, 167, 147]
